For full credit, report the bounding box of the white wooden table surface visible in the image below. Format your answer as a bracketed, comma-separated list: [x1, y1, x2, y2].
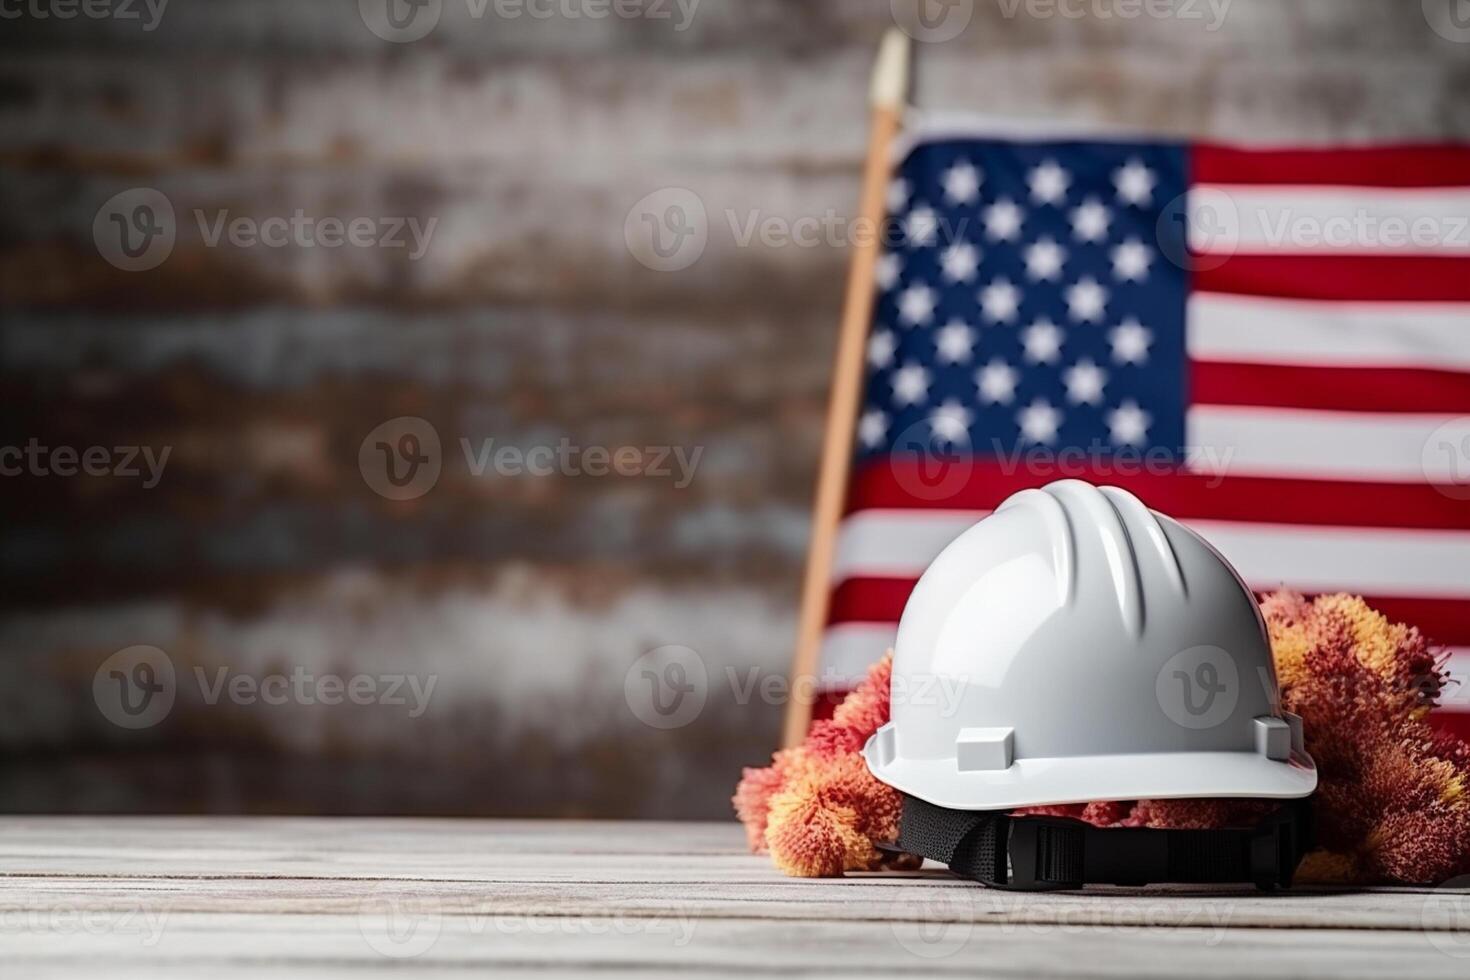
[0, 818, 1466, 978]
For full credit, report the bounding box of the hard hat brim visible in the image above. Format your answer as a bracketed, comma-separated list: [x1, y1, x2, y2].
[864, 725, 1318, 812]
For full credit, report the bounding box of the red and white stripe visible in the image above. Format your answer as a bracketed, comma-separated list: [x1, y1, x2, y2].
[822, 143, 1470, 738]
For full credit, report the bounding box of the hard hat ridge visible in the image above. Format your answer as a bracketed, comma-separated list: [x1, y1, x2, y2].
[997, 479, 1189, 639]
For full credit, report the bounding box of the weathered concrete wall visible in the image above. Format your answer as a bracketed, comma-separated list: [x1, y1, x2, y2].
[0, 0, 1465, 816]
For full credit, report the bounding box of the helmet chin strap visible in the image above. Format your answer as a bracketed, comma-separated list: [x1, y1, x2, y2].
[894, 794, 1315, 891]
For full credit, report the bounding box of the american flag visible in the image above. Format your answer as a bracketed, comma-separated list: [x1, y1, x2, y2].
[820, 122, 1470, 737]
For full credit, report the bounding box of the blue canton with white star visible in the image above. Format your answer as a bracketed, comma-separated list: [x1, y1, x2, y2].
[858, 139, 1189, 460]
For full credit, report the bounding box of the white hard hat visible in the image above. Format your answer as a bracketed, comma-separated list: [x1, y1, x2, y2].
[863, 481, 1317, 889]
[864, 479, 1317, 811]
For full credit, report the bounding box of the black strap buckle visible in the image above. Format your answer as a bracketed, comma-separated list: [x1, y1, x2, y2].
[1005, 818, 1085, 890]
[1003, 802, 1312, 891]
[897, 793, 1313, 892]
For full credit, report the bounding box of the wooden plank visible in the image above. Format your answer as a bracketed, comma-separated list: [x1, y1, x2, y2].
[5, 914, 1470, 979]
[0, 0, 1447, 62]
[0, 306, 832, 572]
[1, 873, 1467, 933]
[0, 299, 827, 637]
[0, 310, 838, 391]
[1, 819, 1466, 977]
[2, 48, 1462, 176]
[0, 597, 796, 821]
[0, 169, 860, 311]
[0, 819, 1461, 923]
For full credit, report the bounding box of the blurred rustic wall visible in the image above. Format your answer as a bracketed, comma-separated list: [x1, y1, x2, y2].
[0, 0, 1465, 817]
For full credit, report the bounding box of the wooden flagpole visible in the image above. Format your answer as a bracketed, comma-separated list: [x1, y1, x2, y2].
[782, 29, 911, 748]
